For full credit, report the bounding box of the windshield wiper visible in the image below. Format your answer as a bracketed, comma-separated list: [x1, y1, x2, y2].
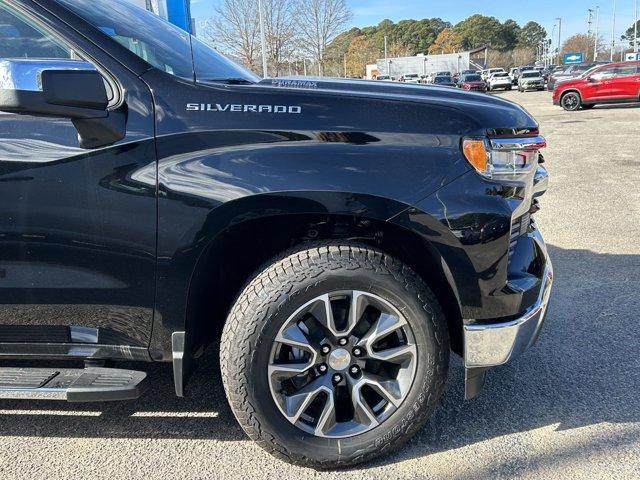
[200, 78, 255, 85]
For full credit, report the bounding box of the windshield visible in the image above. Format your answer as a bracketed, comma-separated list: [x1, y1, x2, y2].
[493, 73, 508, 78]
[433, 76, 451, 83]
[56, 0, 259, 83]
[522, 71, 540, 78]
[463, 74, 482, 81]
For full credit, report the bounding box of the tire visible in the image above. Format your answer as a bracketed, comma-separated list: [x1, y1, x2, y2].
[561, 91, 581, 111]
[220, 243, 449, 469]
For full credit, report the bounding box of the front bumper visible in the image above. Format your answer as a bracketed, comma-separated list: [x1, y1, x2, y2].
[462, 229, 553, 399]
[521, 82, 544, 90]
[463, 251, 553, 369]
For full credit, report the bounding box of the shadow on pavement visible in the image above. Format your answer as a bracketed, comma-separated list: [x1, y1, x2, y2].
[0, 244, 638, 465]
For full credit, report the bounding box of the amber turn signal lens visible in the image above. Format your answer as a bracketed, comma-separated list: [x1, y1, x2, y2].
[462, 139, 488, 174]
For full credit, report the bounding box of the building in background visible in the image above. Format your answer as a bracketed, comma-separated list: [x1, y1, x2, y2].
[125, 0, 194, 33]
[377, 46, 488, 78]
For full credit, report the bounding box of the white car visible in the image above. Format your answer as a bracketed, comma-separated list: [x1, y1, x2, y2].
[482, 68, 506, 81]
[375, 75, 393, 82]
[488, 72, 513, 91]
[401, 73, 420, 84]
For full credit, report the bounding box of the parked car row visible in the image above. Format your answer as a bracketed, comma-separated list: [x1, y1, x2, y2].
[374, 58, 640, 112]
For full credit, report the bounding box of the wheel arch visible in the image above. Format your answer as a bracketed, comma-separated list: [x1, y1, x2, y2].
[183, 208, 464, 361]
[559, 88, 582, 101]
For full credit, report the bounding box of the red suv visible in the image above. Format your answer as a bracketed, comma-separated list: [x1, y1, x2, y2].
[553, 61, 640, 111]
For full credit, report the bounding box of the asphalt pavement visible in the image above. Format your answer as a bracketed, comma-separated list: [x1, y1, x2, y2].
[1, 91, 639, 480]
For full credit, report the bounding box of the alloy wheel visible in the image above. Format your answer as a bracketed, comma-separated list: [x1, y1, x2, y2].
[268, 290, 417, 438]
[562, 93, 580, 111]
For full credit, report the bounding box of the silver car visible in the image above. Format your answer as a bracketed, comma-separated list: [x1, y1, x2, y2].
[518, 70, 545, 92]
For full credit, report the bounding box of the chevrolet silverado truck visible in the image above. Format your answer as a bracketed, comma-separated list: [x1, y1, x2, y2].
[0, 0, 553, 469]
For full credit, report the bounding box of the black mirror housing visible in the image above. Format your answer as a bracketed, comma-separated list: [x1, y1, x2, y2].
[0, 68, 108, 119]
[42, 69, 108, 111]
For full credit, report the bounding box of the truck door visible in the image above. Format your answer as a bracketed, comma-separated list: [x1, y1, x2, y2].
[0, 1, 156, 355]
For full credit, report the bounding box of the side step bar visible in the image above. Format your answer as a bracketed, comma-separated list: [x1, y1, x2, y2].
[0, 367, 147, 402]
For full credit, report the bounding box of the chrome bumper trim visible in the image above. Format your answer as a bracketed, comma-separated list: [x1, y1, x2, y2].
[463, 261, 554, 368]
[533, 166, 549, 197]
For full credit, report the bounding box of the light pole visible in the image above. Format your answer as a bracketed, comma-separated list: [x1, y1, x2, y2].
[593, 6, 600, 61]
[555, 18, 562, 64]
[634, 0, 638, 52]
[258, 0, 268, 78]
[610, 0, 616, 61]
[384, 36, 388, 61]
[551, 23, 557, 64]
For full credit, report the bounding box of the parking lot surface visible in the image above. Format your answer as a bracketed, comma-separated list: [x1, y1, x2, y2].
[1, 91, 639, 480]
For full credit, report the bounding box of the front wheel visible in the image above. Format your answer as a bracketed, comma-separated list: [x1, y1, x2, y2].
[561, 92, 581, 111]
[221, 244, 449, 468]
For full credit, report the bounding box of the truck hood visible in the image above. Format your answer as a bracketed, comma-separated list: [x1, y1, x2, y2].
[260, 77, 536, 129]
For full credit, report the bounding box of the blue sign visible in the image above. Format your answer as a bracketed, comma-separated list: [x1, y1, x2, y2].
[563, 53, 584, 64]
[166, 0, 192, 33]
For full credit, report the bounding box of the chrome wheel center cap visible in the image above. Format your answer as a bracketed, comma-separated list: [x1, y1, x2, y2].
[328, 348, 351, 371]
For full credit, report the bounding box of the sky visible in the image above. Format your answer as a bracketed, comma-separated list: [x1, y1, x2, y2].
[189, 0, 638, 47]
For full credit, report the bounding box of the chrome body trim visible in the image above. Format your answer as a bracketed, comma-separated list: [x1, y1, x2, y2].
[533, 165, 549, 197]
[0, 59, 96, 91]
[463, 257, 553, 369]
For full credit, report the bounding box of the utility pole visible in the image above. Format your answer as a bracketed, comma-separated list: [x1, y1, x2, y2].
[343, 54, 347, 78]
[610, 0, 616, 61]
[634, 0, 638, 52]
[258, 0, 268, 78]
[594, 6, 600, 60]
[302, 58, 307, 76]
[556, 18, 562, 64]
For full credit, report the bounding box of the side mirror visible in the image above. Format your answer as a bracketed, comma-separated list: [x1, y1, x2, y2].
[586, 76, 597, 83]
[0, 59, 125, 148]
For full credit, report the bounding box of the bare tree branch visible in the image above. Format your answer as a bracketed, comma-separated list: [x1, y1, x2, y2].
[294, 0, 352, 75]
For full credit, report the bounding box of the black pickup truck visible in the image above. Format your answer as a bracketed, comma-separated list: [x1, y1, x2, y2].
[0, 0, 553, 469]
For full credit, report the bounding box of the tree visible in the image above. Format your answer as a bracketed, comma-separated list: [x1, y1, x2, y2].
[428, 28, 463, 54]
[295, 0, 352, 75]
[453, 14, 513, 51]
[501, 19, 521, 50]
[344, 35, 378, 77]
[511, 47, 536, 66]
[394, 18, 451, 55]
[263, 0, 297, 76]
[202, 0, 260, 70]
[518, 21, 546, 49]
[561, 33, 596, 57]
[621, 20, 640, 47]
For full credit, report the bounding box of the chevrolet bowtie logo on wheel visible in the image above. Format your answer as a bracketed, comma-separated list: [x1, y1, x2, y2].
[186, 103, 302, 113]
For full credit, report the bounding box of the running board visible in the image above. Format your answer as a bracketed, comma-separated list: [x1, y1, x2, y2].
[0, 367, 147, 402]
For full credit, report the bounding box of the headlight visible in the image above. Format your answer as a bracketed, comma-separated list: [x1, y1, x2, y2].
[462, 136, 546, 179]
